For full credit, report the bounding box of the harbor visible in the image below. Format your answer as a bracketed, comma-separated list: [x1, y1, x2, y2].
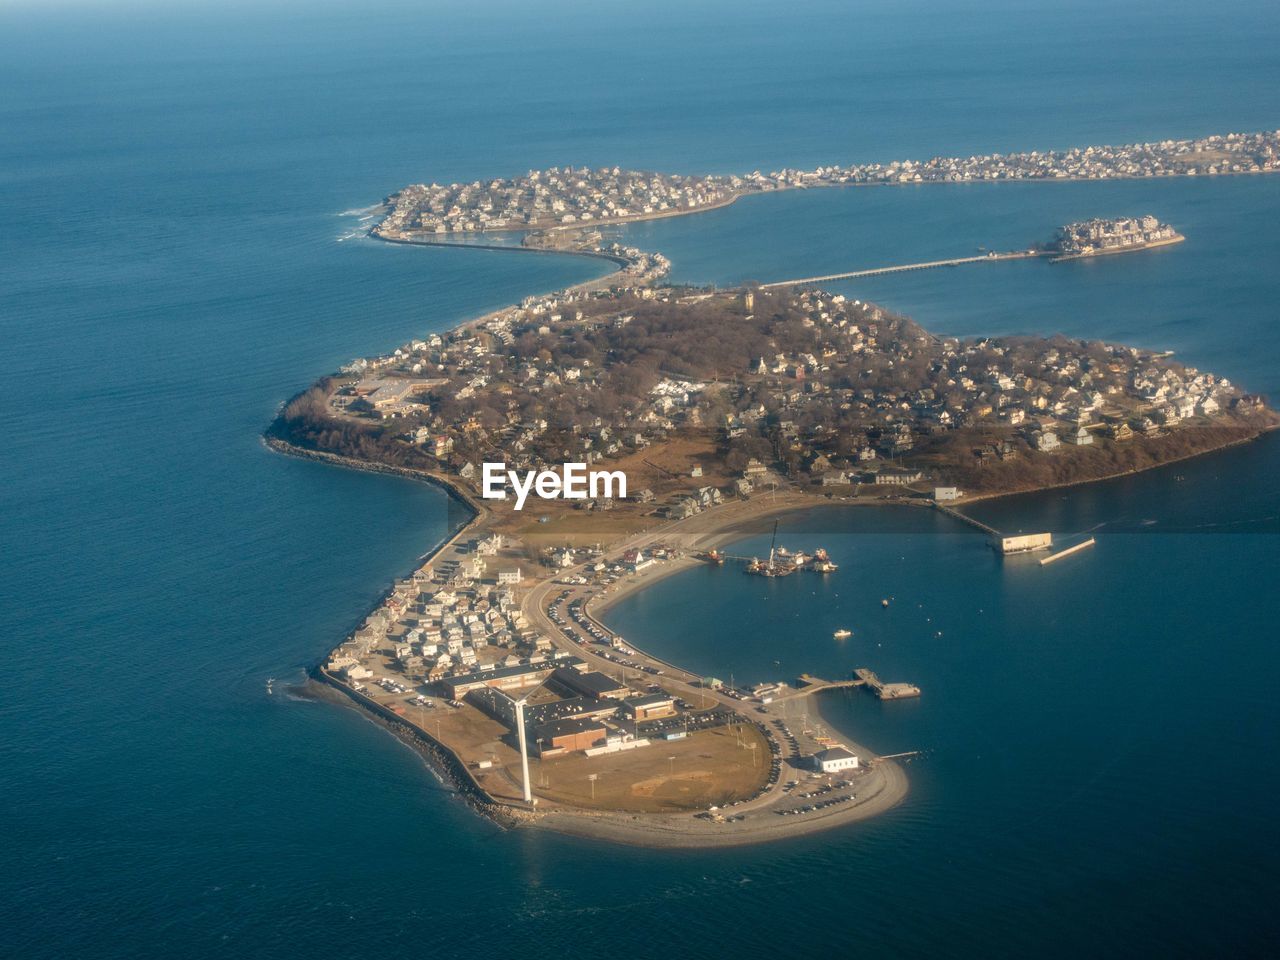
[701, 521, 839, 576]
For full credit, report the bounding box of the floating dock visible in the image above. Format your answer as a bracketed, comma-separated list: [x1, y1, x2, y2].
[854, 667, 921, 700]
[1040, 537, 1096, 565]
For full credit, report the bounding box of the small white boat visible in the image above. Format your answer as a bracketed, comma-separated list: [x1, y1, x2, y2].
[833, 629, 852, 640]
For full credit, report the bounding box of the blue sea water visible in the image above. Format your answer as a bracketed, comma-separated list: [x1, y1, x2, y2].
[2, 1, 1279, 957]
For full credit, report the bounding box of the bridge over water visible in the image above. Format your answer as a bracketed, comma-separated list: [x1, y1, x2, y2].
[760, 249, 1043, 288]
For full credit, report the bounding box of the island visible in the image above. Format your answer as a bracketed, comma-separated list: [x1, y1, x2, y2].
[1050, 215, 1185, 261]
[268, 129, 1278, 847]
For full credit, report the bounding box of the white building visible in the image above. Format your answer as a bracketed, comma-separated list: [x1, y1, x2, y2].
[497, 569, 523, 585]
[813, 747, 860, 774]
[1035, 431, 1061, 452]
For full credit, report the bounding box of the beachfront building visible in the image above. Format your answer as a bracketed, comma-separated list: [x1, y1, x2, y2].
[622, 694, 678, 722]
[812, 747, 860, 774]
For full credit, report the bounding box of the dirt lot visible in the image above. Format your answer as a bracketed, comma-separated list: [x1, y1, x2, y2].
[609, 436, 730, 491]
[513, 511, 656, 549]
[520, 723, 770, 813]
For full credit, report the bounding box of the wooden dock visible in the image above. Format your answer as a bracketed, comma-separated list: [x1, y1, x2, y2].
[792, 674, 863, 698]
[854, 667, 921, 700]
[933, 503, 1001, 539]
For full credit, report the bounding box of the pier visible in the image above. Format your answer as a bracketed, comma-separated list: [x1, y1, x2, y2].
[854, 668, 921, 700]
[933, 503, 1001, 539]
[932, 504, 1055, 555]
[792, 674, 863, 697]
[760, 250, 1042, 289]
[1040, 537, 1096, 565]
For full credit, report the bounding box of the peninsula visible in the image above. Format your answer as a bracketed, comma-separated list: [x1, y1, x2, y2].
[375, 129, 1280, 238]
[270, 129, 1278, 847]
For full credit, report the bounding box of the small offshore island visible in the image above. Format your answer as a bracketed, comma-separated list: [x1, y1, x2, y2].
[1050, 215, 1184, 261]
[269, 129, 1278, 847]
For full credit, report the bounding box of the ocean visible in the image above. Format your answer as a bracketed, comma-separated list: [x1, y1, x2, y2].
[2, 1, 1278, 956]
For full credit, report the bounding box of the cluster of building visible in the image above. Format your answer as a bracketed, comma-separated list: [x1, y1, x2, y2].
[320, 526, 709, 761]
[375, 166, 742, 236]
[323, 531, 555, 684]
[371, 131, 1279, 243]
[1053, 215, 1182, 258]
[758, 130, 1280, 187]
[325, 277, 1258, 507]
[464, 665, 687, 758]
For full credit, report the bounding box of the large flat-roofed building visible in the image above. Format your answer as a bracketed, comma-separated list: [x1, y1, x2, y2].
[813, 746, 860, 774]
[622, 693, 677, 721]
[526, 695, 617, 725]
[466, 687, 618, 728]
[439, 656, 583, 698]
[551, 666, 629, 700]
[531, 717, 609, 756]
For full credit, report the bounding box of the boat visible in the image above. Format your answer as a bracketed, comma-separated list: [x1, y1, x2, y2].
[703, 549, 726, 565]
[745, 522, 797, 577]
[833, 629, 852, 639]
[810, 558, 838, 573]
[881, 598, 890, 608]
[266, 677, 275, 694]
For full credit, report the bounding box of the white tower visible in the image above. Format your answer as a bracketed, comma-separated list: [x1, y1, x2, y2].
[513, 697, 533, 804]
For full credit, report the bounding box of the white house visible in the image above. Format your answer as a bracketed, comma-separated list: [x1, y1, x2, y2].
[813, 747, 860, 774]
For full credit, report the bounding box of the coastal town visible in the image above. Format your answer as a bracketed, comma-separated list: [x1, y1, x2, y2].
[377, 168, 741, 235]
[317, 516, 903, 842]
[278, 277, 1272, 842]
[374, 129, 1280, 239]
[285, 281, 1271, 515]
[268, 130, 1278, 846]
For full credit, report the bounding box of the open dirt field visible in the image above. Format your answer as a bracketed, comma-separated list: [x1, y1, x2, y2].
[524, 724, 771, 812]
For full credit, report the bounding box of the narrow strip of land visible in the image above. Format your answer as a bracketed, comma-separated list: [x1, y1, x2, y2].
[760, 250, 1042, 288]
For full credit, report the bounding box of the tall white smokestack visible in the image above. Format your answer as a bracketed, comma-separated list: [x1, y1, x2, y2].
[514, 698, 532, 804]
